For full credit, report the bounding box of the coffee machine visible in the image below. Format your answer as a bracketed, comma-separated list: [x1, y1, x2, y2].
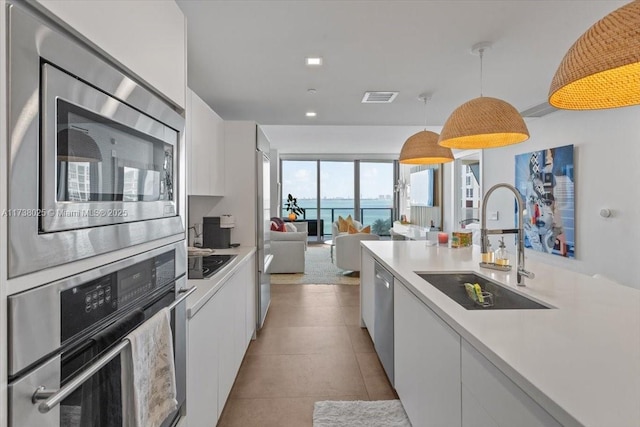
[203, 215, 235, 248]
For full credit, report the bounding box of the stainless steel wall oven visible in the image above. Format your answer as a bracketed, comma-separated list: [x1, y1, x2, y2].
[7, 3, 186, 278]
[8, 242, 191, 427]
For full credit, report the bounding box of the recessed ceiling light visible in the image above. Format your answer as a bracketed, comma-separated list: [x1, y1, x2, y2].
[306, 112, 317, 117]
[305, 57, 323, 66]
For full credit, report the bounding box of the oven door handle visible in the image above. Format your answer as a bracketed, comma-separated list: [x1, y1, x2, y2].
[32, 286, 197, 414]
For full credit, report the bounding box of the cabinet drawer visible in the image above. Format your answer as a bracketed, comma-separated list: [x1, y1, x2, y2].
[360, 250, 375, 340]
[395, 281, 461, 426]
[461, 340, 560, 427]
[462, 385, 499, 427]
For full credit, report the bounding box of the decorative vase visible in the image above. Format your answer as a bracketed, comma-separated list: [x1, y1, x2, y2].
[288, 212, 297, 220]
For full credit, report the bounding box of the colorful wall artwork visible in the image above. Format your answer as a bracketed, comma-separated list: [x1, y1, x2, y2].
[515, 145, 575, 258]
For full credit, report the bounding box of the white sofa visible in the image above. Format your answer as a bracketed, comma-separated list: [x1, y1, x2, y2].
[270, 223, 308, 273]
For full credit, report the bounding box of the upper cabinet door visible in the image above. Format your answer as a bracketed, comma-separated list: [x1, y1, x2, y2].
[187, 88, 225, 196]
[34, 0, 187, 109]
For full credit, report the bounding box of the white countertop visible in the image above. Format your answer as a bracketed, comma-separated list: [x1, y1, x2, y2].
[186, 246, 256, 318]
[362, 240, 640, 427]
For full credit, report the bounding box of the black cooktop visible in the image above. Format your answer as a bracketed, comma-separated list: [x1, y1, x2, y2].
[188, 254, 236, 279]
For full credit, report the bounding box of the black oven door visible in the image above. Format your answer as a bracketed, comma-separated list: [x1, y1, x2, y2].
[60, 290, 177, 427]
[8, 288, 186, 427]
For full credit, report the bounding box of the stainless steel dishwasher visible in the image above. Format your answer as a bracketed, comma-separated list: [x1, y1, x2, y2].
[374, 261, 394, 385]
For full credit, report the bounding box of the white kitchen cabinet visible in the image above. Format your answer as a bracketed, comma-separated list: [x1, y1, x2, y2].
[244, 257, 257, 342]
[187, 88, 225, 196]
[218, 258, 255, 412]
[187, 254, 256, 425]
[187, 291, 220, 426]
[462, 386, 499, 427]
[34, 0, 186, 109]
[461, 340, 561, 427]
[394, 280, 462, 427]
[360, 248, 375, 340]
[232, 265, 248, 381]
[217, 281, 237, 412]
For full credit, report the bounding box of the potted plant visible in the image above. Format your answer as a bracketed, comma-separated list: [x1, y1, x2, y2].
[284, 194, 304, 220]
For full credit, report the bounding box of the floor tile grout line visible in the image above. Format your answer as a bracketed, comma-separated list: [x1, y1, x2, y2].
[224, 395, 370, 401]
[353, 351, 373, 401]
[246, 351, 358, 356]
[224, 283, 375, 423]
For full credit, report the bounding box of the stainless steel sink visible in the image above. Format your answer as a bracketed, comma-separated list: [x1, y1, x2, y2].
[417, 272, 551, 310]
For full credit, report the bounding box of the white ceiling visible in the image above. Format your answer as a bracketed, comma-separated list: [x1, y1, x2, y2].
[176, 0, 626, 153]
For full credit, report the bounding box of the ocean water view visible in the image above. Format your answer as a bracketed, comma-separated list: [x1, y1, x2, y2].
[281, 198, 394, 236]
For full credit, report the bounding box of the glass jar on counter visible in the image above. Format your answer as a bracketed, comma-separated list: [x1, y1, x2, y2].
[494, 237, 510, 266]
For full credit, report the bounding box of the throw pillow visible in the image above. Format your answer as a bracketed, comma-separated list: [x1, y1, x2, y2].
[284, 222, 297, 232]
[338, 216, 348, 232]
[270, 217, 286, 232]
[347, 224, 370, 234]
[338, 215, 355, 233]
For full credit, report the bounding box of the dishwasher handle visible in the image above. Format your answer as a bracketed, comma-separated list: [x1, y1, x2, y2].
[374, 262, 393, 289]
[375, 273, 391, 288]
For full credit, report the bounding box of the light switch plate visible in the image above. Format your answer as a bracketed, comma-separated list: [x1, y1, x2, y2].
[488, 211, 499, 221]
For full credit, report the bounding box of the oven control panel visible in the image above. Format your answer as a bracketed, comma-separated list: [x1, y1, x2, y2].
[84, 280, 115, 312]
[61, 273, 118, 343]
[60, 250, 175, 344]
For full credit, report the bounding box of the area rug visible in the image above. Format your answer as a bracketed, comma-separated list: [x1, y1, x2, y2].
[313, 400, 411, 427]
[271, 244, 359, 285]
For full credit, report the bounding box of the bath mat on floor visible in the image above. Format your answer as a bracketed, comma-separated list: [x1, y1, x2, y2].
[313, 400, 411, 427]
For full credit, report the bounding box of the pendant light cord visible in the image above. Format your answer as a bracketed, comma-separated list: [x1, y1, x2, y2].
[423, 97, 428, 130]
[479, 48, 484, 97]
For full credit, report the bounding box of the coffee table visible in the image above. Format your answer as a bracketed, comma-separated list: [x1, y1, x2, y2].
[325, 239, 334, 262]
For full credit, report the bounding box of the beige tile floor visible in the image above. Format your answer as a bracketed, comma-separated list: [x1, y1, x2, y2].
[217, 284, 397, 427]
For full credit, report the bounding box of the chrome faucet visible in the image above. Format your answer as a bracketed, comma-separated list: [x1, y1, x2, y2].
[480, 183, 535, 286]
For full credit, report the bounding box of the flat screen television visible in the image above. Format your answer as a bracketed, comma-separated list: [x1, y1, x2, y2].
[409, 169, 435, 207]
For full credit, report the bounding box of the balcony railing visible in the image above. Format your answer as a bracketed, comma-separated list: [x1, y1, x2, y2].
[281, 207, 394, 237]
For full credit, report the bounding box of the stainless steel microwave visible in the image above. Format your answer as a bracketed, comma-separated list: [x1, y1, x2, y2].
[7, 3, 186, 278]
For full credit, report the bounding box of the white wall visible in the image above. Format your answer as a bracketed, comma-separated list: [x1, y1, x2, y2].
[482, 106, 640, 289]
[270, 149, 280, 216]
[35, 0, 187, 109]
[188, 122, 258, 247]
[442, 161, 454, 233]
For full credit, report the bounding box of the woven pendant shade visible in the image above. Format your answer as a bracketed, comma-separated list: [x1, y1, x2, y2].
[438, 97, 529, 149]
[399, 130, 454, 164]
[549, 1, 640, 110]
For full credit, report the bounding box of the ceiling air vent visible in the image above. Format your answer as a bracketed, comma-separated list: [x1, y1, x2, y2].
[362, 91, 399, 104]
[520, 101, 558, 118]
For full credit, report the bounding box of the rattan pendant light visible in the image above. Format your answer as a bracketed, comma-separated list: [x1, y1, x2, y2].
[439, 42, 529, 149]
[399, 95, 454, 164]
[548, 0, 640, 110]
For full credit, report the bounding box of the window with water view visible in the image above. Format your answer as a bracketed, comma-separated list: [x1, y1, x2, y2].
[281, 160, 394, 239]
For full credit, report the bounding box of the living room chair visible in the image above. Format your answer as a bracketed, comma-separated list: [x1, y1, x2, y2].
[334, 232, 380, 272]
[331, 219, 363, 238]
